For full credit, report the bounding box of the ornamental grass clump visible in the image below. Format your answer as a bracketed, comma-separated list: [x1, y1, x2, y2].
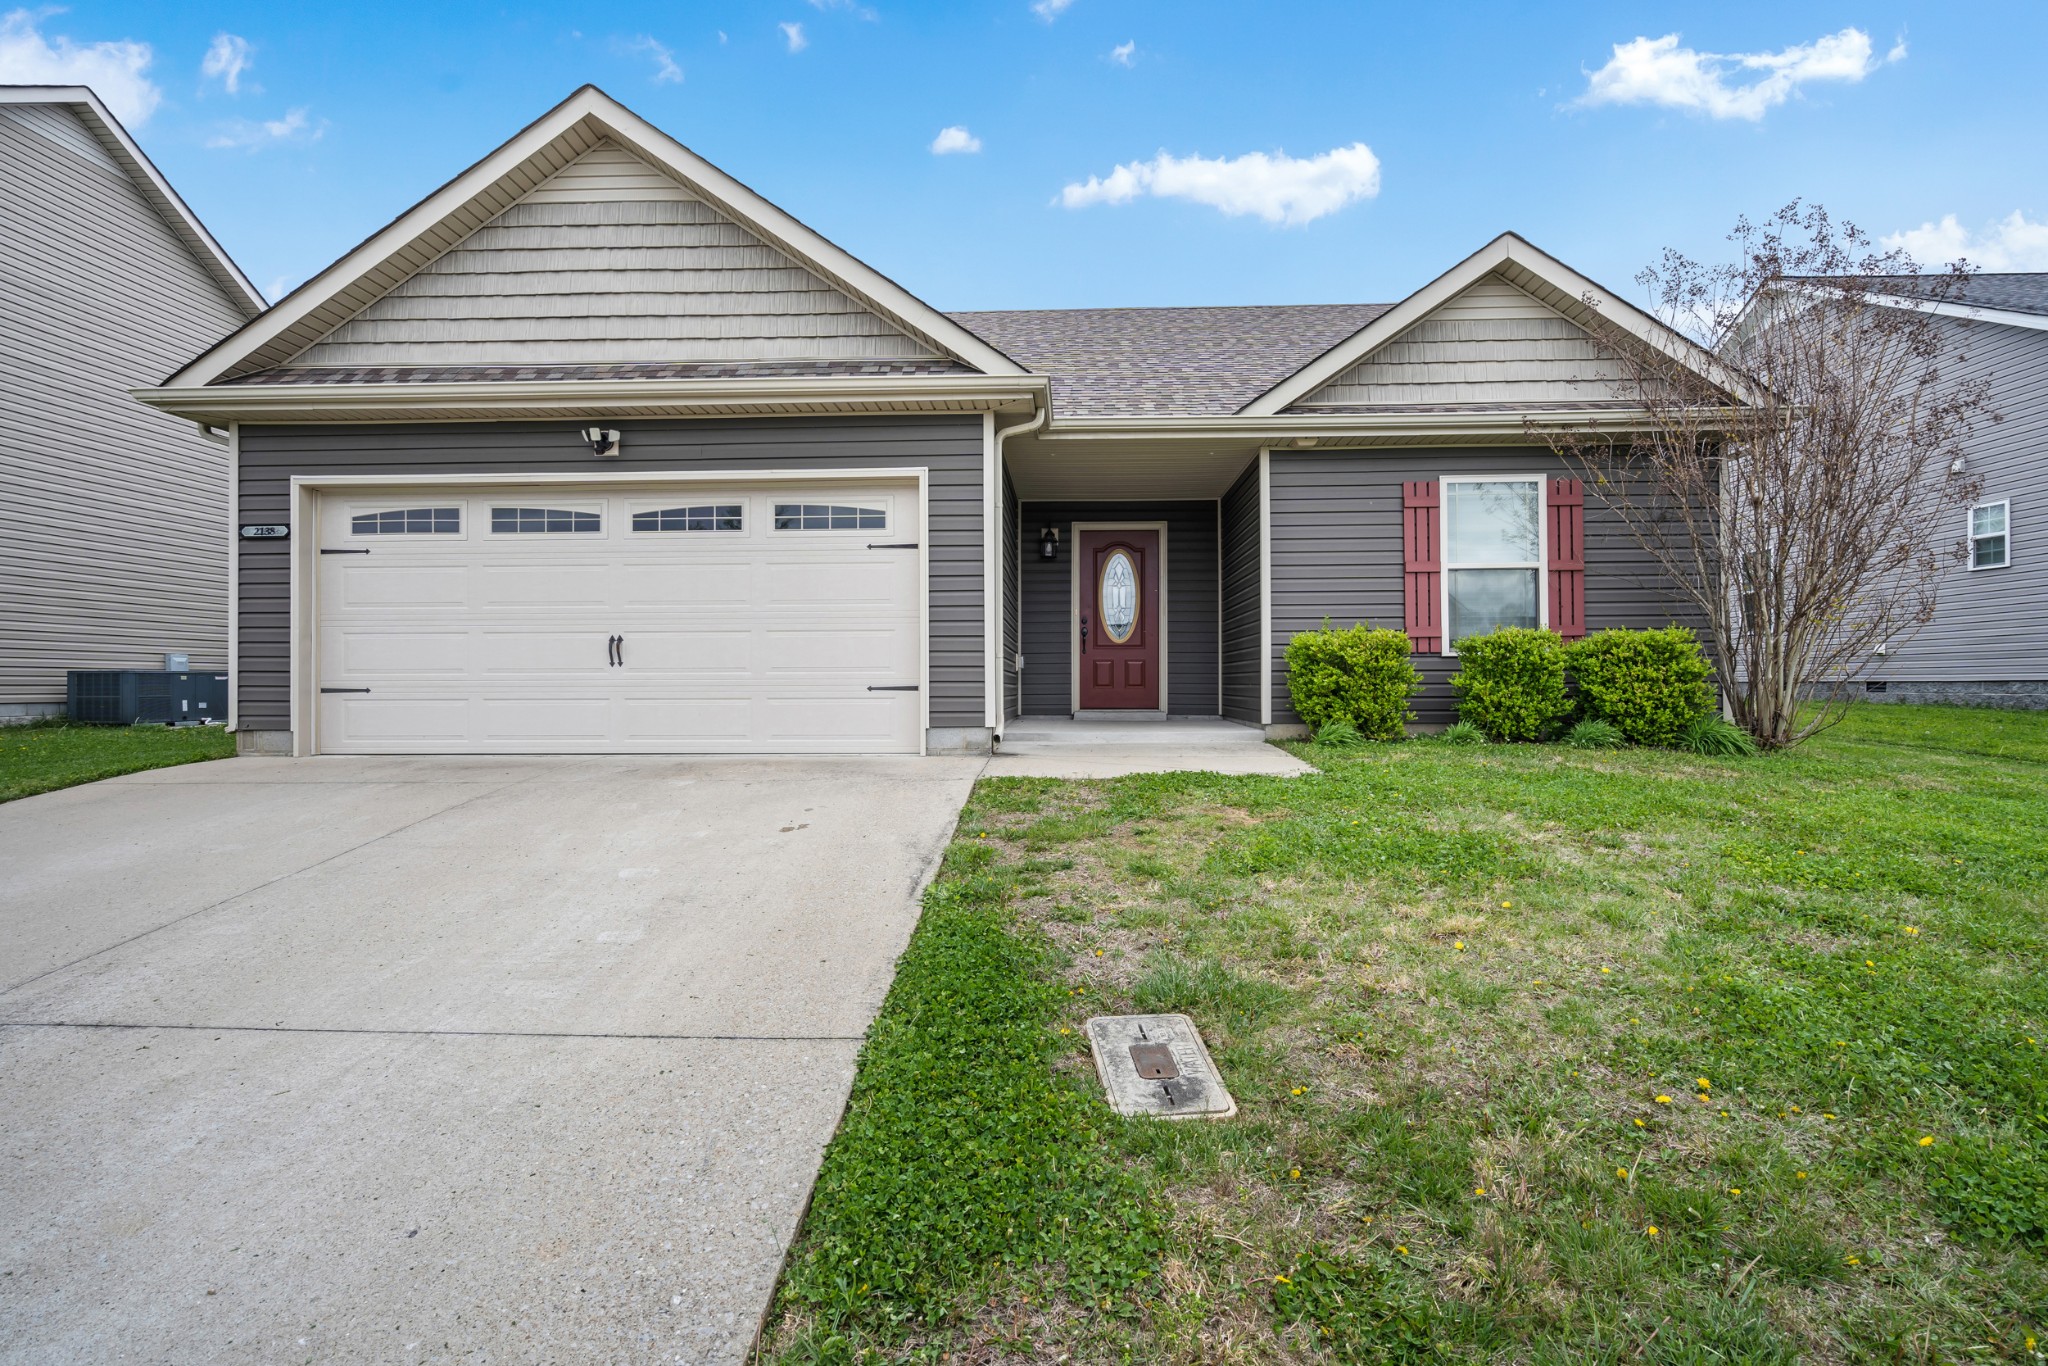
[1285, 622, 1423, 740]
[1448, 627, 1573, 741]
[1565, 627, 1716, 747]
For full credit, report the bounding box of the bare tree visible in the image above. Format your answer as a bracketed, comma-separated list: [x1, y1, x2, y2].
[1539, 202, 1995, 747]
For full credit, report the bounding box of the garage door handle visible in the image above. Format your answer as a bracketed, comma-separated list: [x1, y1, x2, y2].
[867, 685, 919, 691]
[607, 634, 620, 667]
[321, 687, 371, 694]
[320, 548, 370, 555]
[616, 635, 625, 667]
[867, 542, 918, 550]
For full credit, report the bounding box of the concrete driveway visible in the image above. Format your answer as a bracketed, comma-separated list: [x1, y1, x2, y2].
[0, 754, 981, 1364]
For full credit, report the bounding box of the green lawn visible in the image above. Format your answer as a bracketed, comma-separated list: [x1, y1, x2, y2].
[0, 721, 235, 803]
[763, 704, 2048, 1364]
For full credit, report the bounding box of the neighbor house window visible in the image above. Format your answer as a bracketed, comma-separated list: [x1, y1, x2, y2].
[632, 505, 743, 532]
[773, 503, 885, 531]
[1970, 500, 2009, 570]
[491, 507, 600, 534]
[1443, 479, 1542, 648]
[352, 507, 459, 535]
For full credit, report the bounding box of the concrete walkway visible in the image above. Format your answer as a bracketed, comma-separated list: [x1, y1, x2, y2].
[985, 716, 1315, 778]
[0, 755, 980, 1365]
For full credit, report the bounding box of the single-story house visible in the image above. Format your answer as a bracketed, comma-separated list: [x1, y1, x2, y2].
[139, 86, 1713, 757]
[0, 86, 266, 720]
[1838, 274, 2045, 710]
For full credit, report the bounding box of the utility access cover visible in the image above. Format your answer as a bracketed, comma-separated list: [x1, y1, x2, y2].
[1085, 1014, 1236, 1121]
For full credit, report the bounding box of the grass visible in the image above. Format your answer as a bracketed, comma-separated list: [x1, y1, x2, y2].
[762, 704, 2048, 1364]
[0, 719, 234, 802]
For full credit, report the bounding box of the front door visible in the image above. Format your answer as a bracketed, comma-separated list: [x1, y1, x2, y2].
[1077, 528, 1160, 710]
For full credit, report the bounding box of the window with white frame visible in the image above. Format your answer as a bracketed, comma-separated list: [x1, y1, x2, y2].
[1443, 479, 1542, 648]
[1970, 500, 2009, 570]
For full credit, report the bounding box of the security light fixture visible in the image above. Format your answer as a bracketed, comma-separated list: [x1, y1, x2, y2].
[582, 426, 622, 457]
[1039, 526, 1060, 560]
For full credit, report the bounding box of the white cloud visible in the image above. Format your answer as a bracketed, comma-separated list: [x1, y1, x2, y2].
[1110, 40, 1136, 67]
[205, 106, 319, 151]
[0, 9, 159, 125]
[1577, 27, 1903, 121]
[779, 21, 807, 52]
[201, 32, 251, 94]
[1032, 0, 1076, 20]
[1059, 142, 1381, 227]
[625, 35, 682, 83]
[1883, 211, 2048, 272]
[930, 125, 981, 155]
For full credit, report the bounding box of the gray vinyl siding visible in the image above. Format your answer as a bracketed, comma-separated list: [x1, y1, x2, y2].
[1291, 275, 1630, 410]
[298, 143, 933, 368]
[235, 415, 985, 731]
[1220, 460, 1263, 723]
[0, 105, 252, 706]
[1017, 501, 1218, 716]
[1002, 468, 1021, 719]
[1268, 448, 1702, 726]
[1866, 317, 2048, 683]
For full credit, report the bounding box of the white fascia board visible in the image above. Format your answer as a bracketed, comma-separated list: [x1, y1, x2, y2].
[162, 85, 1024, 388]
[1238, 232, 1752, 415]
[133, 374, 1047, 424]
[1034, 407, 1691, 442]
[1863, 291, 2048, 334]
[0, 86, 264, 316]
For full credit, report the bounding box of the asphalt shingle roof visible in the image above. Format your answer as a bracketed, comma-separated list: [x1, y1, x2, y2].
[1863, 273, 2048, 317]
[947, 303, 1393, 418]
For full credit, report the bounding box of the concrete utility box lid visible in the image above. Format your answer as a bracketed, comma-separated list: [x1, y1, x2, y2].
[1085, 1014, 1237, 1120]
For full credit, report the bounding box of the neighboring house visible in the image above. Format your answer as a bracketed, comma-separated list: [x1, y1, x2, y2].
[1844, 275, 2047, 710]
[138, 86, 1715, 757]
[0, 86, 266, 720]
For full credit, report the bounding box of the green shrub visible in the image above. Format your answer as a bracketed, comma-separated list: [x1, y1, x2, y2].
[1436, 721, 1488, 745]
[1563, 718, 1627, 749]
[1312, 719, 1369, 749]
[1448, 627, 1573, 741]
[1566, 627, 1716, 747]
[1675, 713, 1759, 757]
[1284, 622, 1423, 740]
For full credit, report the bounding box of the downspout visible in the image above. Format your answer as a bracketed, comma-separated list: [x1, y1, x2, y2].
[990, 402, 1048, 749]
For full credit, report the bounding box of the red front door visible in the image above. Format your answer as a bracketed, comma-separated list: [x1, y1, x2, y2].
[1078, 529, 1160, 710]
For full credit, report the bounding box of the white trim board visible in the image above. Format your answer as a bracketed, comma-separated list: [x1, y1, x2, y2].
[1258, 451, 1273, 727]
[164, 85, 1028, 388]
[1068, 522, 1170, 716]
[283, 465, 931, 757]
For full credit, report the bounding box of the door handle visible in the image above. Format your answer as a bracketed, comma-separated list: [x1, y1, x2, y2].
[1080, 613, 1090, 654]
[616, 634, 624, 668]
[607, 634, 620, 667]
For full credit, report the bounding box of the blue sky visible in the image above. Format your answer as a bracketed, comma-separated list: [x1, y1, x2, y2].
[5, 2, 2044, 310]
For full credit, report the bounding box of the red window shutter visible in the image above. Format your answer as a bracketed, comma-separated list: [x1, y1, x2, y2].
[1547, 478, 1586, 640]
[1402, 480, 1442, 653]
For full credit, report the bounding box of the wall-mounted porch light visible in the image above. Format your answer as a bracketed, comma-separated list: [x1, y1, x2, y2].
[1038, 526, 1061, 560]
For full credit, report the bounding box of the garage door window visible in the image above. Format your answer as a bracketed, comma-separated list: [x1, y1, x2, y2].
[633, 504, 743, 532]
[491, 507, 601, 534]
[773, 503, 885, 531]
[352, 507, 460, 535]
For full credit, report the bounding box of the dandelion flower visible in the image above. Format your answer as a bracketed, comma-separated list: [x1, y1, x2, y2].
[1289, 1168, 1301, 1179]
[1696, 1078, 1711, 1090]
[1823, 1113, 1836, 1120]
[1291, 1087, 1305, 1096]
[1655, 1095, 1672, 1104]
[1454, 941, 1465, 951]
[1795, 1171, 1807, 1179]
[1865, 960, 1875, 969]
[1903, 925, 1919, 935]
[1729, 1187, 1742, 1195]
[1845, 1255, 1861, 1265]
[1274, 1273, 1292, 1284]
[1501, 901, 1512, 908]
[1646, 1225, 1660, 1237]
[1395, 1245, 1409, 1255]
[1635, 1119, 1646, 1128]
[1918, 1135, 1936, 1147]
[1617, 1167, 1629, 1178]
[1601, 967, 1613, 974]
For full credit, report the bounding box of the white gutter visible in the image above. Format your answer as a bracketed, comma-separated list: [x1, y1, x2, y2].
[1028, 407, 1714, 443]
[132, 374, 1048, 424]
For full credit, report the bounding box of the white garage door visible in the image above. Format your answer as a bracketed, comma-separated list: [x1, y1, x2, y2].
[312, 479, 923, 754]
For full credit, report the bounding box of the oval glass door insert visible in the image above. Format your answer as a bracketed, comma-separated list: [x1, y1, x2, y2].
[1099, 549, 1139, 643]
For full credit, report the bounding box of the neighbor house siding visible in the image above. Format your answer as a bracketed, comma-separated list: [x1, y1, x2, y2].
[235, 415, 985, 733]
[1219, 460, 1263, 723]
[1017, 501, 1218, 716]
[297, 143, 935, 368]
[1290, 274, 1631, 410]
[0, 104, 252, 708]
[1268, 448, 1701, 726]
[1866, 316, 2048, 687]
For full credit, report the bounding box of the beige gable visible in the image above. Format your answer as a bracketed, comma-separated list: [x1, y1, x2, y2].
[295, 142, 938, 367]
[1290, 273, 1629, 409]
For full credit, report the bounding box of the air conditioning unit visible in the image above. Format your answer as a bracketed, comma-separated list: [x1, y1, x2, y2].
[67, 670, 228, 726]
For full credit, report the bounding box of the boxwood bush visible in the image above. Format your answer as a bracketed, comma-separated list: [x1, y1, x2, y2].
[1284, 623, 1422, 740]
[1566, 626, 1716, 747]
[1448, 627, 1573, 741]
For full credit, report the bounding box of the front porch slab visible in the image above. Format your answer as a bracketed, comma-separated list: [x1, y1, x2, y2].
[985, 717, 1313, 778]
